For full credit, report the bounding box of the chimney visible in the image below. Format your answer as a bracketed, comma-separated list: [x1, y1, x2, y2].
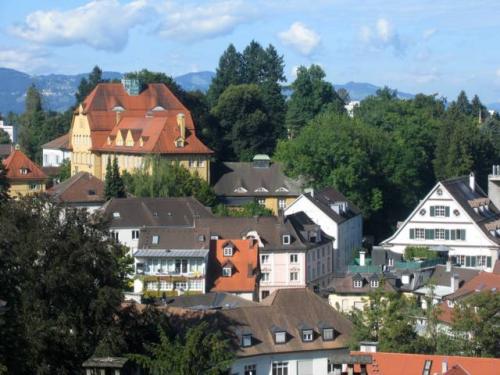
[442, 360, 448, 374]
[469, 172, 475, 191]
[451, 274, 459, 292]
[177, 113, 186, 140]
[489, 165, 500, 210]
[446, 261, 451, 272]
[359, 250, 366, 266]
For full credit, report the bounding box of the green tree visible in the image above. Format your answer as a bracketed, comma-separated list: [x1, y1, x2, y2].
[207, 44, 243, 106]
[104, 157, 126, 200]
[75, 65, 105, 105]
[285, 65, 345, 137]
[0, 196, 131, 374]
[123, 157, 216, 206]
[130, 322, 233, 375]
[57, 159, 71, 182]
[0, 162, 10, 203]
[0, 129, 10, 144]
[451, 90, 472, 116]
[212, 84, 274, 160]
[213, 201, 273, 217]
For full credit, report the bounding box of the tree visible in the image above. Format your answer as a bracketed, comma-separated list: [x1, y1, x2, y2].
[122, 157, 216, 207]
[211, 84, 274, 161]
[451, 90, 472, 116]
[130, 322, 233, 375]
[75, 65, 105, 105]
[285, 65, 345, 137]
[207, 44, 243, 106]
[57, 159, 71, 182]
[0, 196, 131, 373]
[0, 162, 10, 203]
[104, 157, 126, 200]
[213, 201, 273, 217]
[0, 129, 10, 144]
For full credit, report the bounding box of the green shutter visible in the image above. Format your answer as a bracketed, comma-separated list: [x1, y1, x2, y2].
[451, 230, 456, 240]
[430, 206, 435, 217]
[425, 229, 430, 239]
[461, 230, 466, 240]
[471, 256, 476, 267]
[466, 256, 471, 267]
[430, 229, 435, 240]
[445, 230, 450, 240]
[445, 207, 450, 217]
[410, 229, 415, 239]
[487, 257, 492, 268]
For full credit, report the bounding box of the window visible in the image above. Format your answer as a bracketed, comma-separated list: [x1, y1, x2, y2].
[152, 235, 159, 245]
[257, 198, 265, 206]
[278, 198, 286, 209]
[110, 231, 119, 241]
[198, 160, 205, 167]
[113, 211, 121, 218]
[188, 159, 197, 168]
[132, 230, 139, 239]
[244, 364, 256, 375]
[160, 281, 173, 291]
[328, 360, 342, 375]
[388, 258, 394, 267]
[282, 235, 291, 245]
[423, 360, 433, 375]
[261, 255, 269, 264]
[323, 328, 334, 341]
[241, 334, 252, 348]
[415, 228, 425, 240]
[477, 256, 491, 267]
[289, 254, 298, 263]
[272, 361, 288, 375]
[174, 281, 187, 290]
[147, 282, 157, 291]
[20, 167, 28, 175]
[261, 290, 270, 300]
[223, 247, 233, 257]
[29, 183, 38, 190]
[261, 272, 269, 282]
[302, 329, 313, 342]
[371, 280, 379, 288]
[451, 229, 466, 241]
[222, 267, 232, 277]
[431, 205, 449, 217]
[456, 255, 465, 266]
[353, 279, 363, 288]
[435, 229, 446, 240]
[274, 332, 286, 344]
[189, 279, 203, 290]
[289, 271, 298, 281]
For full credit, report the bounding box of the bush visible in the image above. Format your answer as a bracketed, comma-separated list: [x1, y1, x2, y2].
[404, 246, 437, 261]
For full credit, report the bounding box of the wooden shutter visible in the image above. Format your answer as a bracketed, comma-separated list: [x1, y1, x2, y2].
[461, 229, 466, 240]
[450, 230, 456, 240]
[487, 257, 492, 268]
[466, 256, 471, 267]
[445, 230, 450, 240]
[410, 229, 415, 239]
[471, 256, 476, 267]
[430, 206, 435, 217]
[445, 207, 450, 217]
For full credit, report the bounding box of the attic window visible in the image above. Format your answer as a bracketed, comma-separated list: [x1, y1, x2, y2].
[175, 138, 184, 148]
[322, 328, 334, 341]
[113, 212, 120, 218]
[254, 187, 268, 193]
[222, 266, 232, 277]
[241, 334, 252, 347]
[88, 189, 96, 196]
[223, 246, 234, 257]
[198, 234, 205, 242]
[274, 331, 286, 344]
[152, 106, 165, 112]
[275, 187, 289, 193]
[353, 279, 363, 288]
[234, 187, 247, 193]
[423, 360, 432, 375]
[302, 329, 313, 342]
[282, 235, 291, 245]
[152, 235, 159, 245]
[370, 280, 379, 288]
[20, 167, 29, 175]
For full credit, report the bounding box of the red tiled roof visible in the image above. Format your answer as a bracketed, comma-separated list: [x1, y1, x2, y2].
[352, 352, 500, 375]
[78, 83, 213, 155]
[444, 364, 470, 375]
[47, 172, 105, 203]
[437, 300, 454, 324]
[209, 239, 259, 293]
[3, 149, 47, 181]
[444, 272, 500, 301]
[493, 260, 500, 275]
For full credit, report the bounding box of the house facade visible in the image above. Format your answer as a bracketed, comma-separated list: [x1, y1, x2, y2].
[41, 133, 71, 167]
[3, 147, 47, 198]
[213, 155, 302, 215]
[285, 187, 363, 275]
[380, 174, 500, 272]
[69, 80, 213, 182]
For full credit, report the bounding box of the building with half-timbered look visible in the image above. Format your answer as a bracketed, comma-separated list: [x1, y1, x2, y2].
[69, 79, 213, 181]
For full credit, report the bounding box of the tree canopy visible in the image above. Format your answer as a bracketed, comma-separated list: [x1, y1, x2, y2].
[104, 157, 126, 200]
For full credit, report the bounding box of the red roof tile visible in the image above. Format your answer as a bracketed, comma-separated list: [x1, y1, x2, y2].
[78, 83, 213, 155]
[209, 239, 259, 293]
[3, 149, 47, 181]
[352, 352, 500, 375]
[444, 272, 500, 301]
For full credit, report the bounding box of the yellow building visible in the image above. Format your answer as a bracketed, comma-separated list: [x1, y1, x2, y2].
[69, 80, 213, 182]
[3, 146, 47, 198]
[213, 155, 302, 215]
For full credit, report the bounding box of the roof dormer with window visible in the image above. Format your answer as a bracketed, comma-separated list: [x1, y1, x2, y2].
[223, 241, 235, 257]
[298, 323, 314, 342]
[271, 325, 287, 344]
[282, 234, 291, 245]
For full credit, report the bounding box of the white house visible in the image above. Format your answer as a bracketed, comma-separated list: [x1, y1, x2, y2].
[380, 173, 500, 272]
[0, 119, 15, 143]
[285, 187, 363, 275]
[41, 133, 71, 167]
[101, 197, 214, 255]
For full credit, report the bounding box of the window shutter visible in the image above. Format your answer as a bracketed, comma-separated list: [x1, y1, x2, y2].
[445, 207, 450, 217]
[466, 256, 471, 267]
[487, 257, 492, 268]
[429, 229, 435, 240]
[461, 230, 466, 240]
[445, 230, 450, 240]
[471, 256, 476, 267]
[425, 229, 430, 239]
[430, 206, 435, 217]
[450, 230, 456, 240]
[410, 229, 415, 239]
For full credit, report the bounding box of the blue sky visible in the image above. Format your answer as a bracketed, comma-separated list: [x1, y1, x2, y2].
[1, 0, 500, 103]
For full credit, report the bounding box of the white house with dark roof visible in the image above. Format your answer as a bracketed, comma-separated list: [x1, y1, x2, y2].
[285, 187, 363, 275]
[380, 173, 500, 272]
[41, 133, 71, 167]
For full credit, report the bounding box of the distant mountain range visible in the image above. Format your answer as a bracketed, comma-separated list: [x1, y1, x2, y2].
[1, 67, 471, 115]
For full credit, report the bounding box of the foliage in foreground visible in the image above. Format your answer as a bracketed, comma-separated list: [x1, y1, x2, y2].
[213, 201, 273, 217]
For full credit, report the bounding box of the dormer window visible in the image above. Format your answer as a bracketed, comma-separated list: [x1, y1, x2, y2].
[234, 186, 247, 193]
[241, 334, 252, 347]
[223, 242, 234, 256]
[222, 266, 232, 277]
[322, 328, 334, 341]
[20, 167, 29, 175]
[282, 235, 291, 245]
[254, 187, 268, 193]
[274, 331, 286, 344]
[275, 187, 289, 193]
[353, 279, 363, 288]
[112, 212, 120, 218]
[302, 329, 313, 342]
[370, 280, 379, 288]
[152, 235, 159, 245]
[175, 138, 184, 148]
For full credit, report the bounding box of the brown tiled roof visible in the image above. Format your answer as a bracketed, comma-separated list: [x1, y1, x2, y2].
[79, 83, 213, 155]
[326, 275, 397, 294]
[430, 265, 479, 288]
[493, 260, 500, 275]
[47, 172, 105, 204]
[3, 149, 47, 181]
[209, 239, 259, 293]
[102, 197, 213, 229]
[165, 292, 258, 309]
[220, 288, 353, 357]
[42, 166, 61, 178]
[41, 133, 71, 150]
[444, 271, 500, 301]
[356, 352, 500, 375]
[0, 144, 13, 159]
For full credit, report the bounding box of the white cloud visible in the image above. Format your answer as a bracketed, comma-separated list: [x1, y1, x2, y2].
[359, 18, 405, 56]
[496, 68, 500, 78]
[11, 0, 151, 52]
[156, 0, 257, 42]
[278, 22, 320, 55]
[0, 47, 50, 72]
[423, 28, 437, 40]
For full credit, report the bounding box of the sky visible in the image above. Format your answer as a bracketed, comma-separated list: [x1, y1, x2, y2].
[1, 0, 500, 103]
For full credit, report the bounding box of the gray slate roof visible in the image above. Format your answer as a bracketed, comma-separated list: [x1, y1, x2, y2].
[138, 226, 210, 250]
[429, 264, 479, 287]
[304, 187, 361, 224]
[102, 197, 213, 229]
[165, 292, 258, 309]
[213, 160, 302, 197]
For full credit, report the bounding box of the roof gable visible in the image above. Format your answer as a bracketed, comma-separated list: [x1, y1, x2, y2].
[3, 149, 47, 181]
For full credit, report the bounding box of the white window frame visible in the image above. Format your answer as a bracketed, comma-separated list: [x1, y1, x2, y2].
[152, 235, 160, 245]
[289, 254, 298, 263]
[261, 254, 269, 263]
[222, 267, 232, 277]
[323, 328, 334, 341]
[223, 247, 233, 257]
[272, 361, 288, 375]
[290, 271, 298, 281]
[415, 228, 425, 240]
[302, 329, 313, 342]
[275, 332, 286, 344]
[242, 335, 252, 348]
[278, 198, 286, 209]
[132, 230, 139, 240]
[434, 205, 447, 217]
[244, 364, 256, 375]
[353, 279, 363, 288]
[435, 229, 446, 240]
[370, 280, 379, 288]
[257, 198, 266, 206]
[282, 235, 291, 245]
[261, 272, 270, 282]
